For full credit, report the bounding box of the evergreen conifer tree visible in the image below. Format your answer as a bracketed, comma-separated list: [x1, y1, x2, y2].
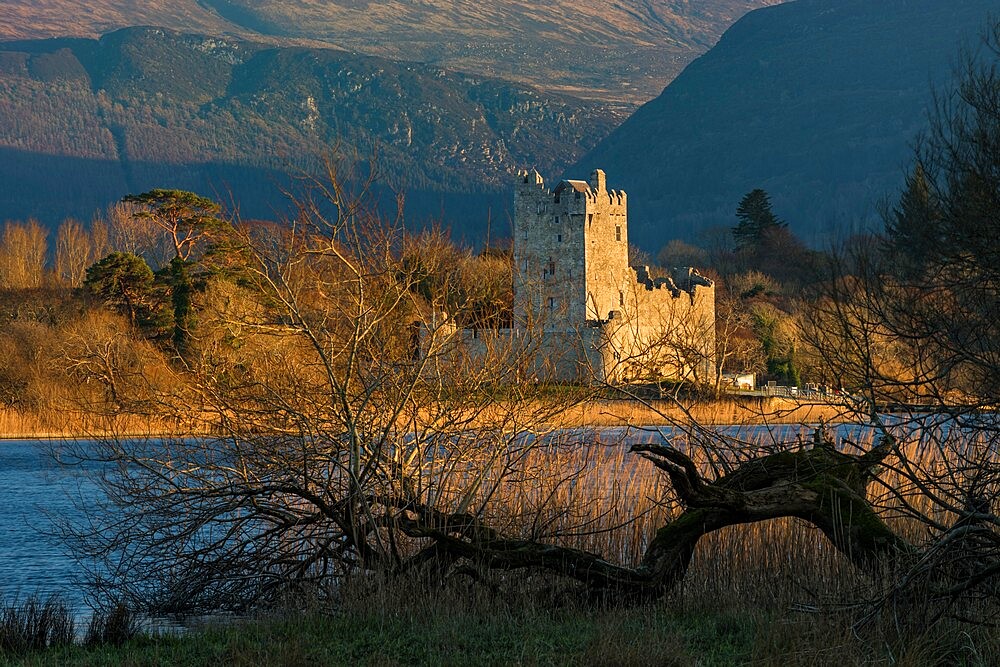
[883, 164, 942, 276]
[733, 189, 785, 248]
[122, 190, 226, 354]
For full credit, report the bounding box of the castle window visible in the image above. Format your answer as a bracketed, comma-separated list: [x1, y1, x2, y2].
[536, 201, 545, 214]
[548, 258, 555, 276]
[523, 228, 528, 240]
[588, 213, 593, 226]
[548, 297, 556, 311]
[615, 225, 622, 242]
[619, 291, 624, 306]
[554, 215, 559, 225]
[557, 234, 562, 242]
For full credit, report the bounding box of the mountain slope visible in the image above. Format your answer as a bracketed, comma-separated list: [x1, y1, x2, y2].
[573, 0, 999, 250]
[0, 27, 619, 234]
[0, 1, 244, 45]
[0, 0, 782, 102]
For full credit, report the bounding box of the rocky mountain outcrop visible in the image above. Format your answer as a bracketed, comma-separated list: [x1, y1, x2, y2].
[0, 27, 619, 234]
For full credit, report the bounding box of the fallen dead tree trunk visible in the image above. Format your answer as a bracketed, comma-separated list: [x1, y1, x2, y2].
[403, 431, 914, 602]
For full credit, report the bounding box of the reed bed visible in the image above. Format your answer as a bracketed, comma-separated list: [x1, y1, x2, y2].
[0, 394, 849, 440]
[0, 596, 75, 656]
[14, 420, 1000, 664]
[406, 421, 999, 647]
[403, 427, 836, 605]
[0, 407, 201, 440]
[553, 396, 849, 427]
[347, 420, 996, 662]
[0, 596, 139, 662]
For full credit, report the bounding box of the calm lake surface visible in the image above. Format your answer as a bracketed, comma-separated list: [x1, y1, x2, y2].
[0, 423, 854, 617]
[0, 439, 102, 615]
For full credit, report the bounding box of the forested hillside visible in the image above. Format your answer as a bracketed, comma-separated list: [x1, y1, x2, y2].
[0, 27, 620, 237]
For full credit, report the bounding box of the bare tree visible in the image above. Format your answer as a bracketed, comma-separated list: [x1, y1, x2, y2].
[88, 216, 111, 265]
[656, 239, 708, 270]
[711, 288, 766, 397]
[54, 218, 92, 287]
[101, 201, 171, 270]
[64, 156, 580, 613]
[798, 23, 1000, 627]
[0, 220, 48, 289]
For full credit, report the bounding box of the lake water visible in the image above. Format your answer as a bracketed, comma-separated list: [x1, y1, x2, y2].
[0, 439, 102, 616]
[0, 422, 866, 618]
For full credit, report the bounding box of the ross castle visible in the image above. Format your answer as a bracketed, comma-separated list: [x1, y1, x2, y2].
[508, 168, 716, 384]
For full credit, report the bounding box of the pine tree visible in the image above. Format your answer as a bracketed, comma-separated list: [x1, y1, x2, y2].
[883, 164, 942, 275]
[122, 190, 227, 354]
[83, 252, 157, 327]
[732, 189, 785, 249]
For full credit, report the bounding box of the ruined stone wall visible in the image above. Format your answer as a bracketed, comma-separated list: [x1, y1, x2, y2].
[582, 169, 630, 323]
[603, 267, 716, 383]
[456, 327, 609, 384]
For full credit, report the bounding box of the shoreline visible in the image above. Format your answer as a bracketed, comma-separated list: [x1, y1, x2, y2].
[0, 432, 186, 441]
[553, 396, 852, 428]
[0, 397, 854, 440]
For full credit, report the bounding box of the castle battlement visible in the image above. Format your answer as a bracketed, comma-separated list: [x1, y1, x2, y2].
[634, 266, 714, 303]
[634, 266, 679, 295]
[518, 169, 548, 191]
[517, 169, 626, 207]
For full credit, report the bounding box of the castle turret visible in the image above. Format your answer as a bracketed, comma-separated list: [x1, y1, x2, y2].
[590, 169, 606, 192]
[519, 169, 544, 189]
[582, 171, 629, 323]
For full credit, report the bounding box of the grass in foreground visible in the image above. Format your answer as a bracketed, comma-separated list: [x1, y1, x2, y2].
[10, 605, 756, 667]
[7, 577, 998, 667]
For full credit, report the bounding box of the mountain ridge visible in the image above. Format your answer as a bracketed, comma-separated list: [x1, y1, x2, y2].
[572, 0, 1000, 250]
[0, 0, 783, 102]
[0, 26, 620, 236]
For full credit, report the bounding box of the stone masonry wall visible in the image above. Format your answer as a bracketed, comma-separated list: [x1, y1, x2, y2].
[513, 170, 587, 329]
[582, 169, 629, 324]
[604, 266, 716, 383]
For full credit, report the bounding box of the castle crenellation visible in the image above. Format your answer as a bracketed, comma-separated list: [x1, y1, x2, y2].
[634, 266, 680, 295]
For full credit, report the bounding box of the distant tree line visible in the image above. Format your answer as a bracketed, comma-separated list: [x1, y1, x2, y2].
[647, 182, 821, 388]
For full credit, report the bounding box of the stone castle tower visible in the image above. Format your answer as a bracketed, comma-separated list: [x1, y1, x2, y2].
[511, 169, 716, 384]
[514, 168, 630, 328]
